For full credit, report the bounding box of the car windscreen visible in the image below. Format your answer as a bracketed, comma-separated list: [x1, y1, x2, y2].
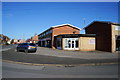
[29, 43, 36, 46]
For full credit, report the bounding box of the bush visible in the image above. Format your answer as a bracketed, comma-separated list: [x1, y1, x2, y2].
[5, 42, 10, 45]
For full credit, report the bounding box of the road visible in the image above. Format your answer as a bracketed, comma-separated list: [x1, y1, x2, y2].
[2, 61, 118, 78]
[2, 45, 118, 64]
[1, 45, 119, 78]
[0, 44, 16, 52]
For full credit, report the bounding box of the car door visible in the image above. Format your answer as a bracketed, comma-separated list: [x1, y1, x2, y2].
[22, 43, 28, 50]
[18, 44, 23, 50]
[20, 43, 24, 50]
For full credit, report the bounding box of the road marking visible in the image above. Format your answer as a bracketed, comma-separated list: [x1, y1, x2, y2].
[2, 59, 120, 67]
[0, 48, 11, 52]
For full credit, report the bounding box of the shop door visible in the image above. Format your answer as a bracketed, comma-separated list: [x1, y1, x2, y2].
[116, 36, 120, 51]
[64, 38, 79, 50]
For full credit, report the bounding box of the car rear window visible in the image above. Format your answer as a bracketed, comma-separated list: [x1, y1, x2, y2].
[23, 43, 28, 45]
[29, 43, 36, 46]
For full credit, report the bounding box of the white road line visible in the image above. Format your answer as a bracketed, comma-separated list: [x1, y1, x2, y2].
[0, 48, 11, 52]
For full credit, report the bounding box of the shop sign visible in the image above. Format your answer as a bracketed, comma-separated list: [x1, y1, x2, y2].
[115, 25, 120, 31]
[89, 39, 95, 44]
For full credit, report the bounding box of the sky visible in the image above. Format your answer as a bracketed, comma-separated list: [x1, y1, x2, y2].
[2, 0, 120, 2]
[2, 2, 119, 40]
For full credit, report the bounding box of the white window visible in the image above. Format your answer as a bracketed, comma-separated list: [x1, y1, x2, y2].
[65, 39, 68, 48]
[64, 38, 79, 50]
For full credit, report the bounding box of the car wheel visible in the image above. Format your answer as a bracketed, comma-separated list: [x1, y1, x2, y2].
[17, 48, 19, 52]
[25, 49, 28, 53]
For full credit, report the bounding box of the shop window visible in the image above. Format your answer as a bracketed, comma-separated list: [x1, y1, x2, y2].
[116, 36, 120, 51]
[75, 40, 78, 48]
[68, 40, 71, 48]
[72, 41, 74, 48]
[65, 39, 68, 48]
[57, 38, 61, 47]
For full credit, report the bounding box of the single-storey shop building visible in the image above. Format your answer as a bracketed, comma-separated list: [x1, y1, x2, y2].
[54, 34, 96, 51]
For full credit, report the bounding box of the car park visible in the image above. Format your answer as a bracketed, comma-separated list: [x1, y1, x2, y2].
[16, 43, 37, 53]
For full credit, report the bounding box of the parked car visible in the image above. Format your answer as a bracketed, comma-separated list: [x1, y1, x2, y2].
[16, 43, 37, 53]
[35, 43, 39, 47]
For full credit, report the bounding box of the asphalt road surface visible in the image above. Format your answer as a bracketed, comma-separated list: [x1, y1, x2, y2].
[2, 45, 118, 64]
[1, 45, 119, 79]
[2, 61, 118, 78]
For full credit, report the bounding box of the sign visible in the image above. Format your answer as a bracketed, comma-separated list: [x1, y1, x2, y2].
[89, 39, 95, 44]
[46, 38, 51, 40]
[115, 25, 120, 31]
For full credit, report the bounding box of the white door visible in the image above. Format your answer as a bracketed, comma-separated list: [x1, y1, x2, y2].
[64, 38, 79, 50]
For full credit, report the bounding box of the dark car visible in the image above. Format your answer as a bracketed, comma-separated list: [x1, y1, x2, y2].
[16, 43, 37, 53]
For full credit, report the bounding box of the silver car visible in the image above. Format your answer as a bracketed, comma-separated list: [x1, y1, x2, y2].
[16, 43, 37, 53]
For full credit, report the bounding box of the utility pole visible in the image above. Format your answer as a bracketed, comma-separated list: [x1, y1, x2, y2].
[83, 18, 86, 26]
[82, 18, 86, 34]
[23, 34, 25, 42]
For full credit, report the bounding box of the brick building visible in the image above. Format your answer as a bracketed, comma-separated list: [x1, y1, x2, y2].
[0, 34, 10, 45]
[84, 21, 120, 52]
[38, 24, 80, 48]
[18, 39, 25, 44]
[31, 35, 38, 43]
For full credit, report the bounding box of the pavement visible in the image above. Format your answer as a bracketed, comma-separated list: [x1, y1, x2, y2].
[36, 47, 119, 60]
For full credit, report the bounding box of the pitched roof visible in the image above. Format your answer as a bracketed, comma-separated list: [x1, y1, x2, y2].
[38, 24, 81, 36]
[51, 24, 81, 30]
[84, 21, 120, 29]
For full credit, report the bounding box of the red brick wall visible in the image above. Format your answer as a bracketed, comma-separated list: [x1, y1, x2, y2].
[53, 25, 80, 35]
[85, 22, 112, 52]
[32, 35, 38, 41]
[52, 25, 80, 48]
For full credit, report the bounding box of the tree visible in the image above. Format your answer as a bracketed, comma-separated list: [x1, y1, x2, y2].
[11, 39, 14, 44]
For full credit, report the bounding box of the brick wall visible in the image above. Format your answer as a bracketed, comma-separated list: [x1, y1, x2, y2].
[32, 35, 38, 41]
[52, 25, 80, 48]
[79, 37, 95, 51]
[85, 22, 112, 52]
